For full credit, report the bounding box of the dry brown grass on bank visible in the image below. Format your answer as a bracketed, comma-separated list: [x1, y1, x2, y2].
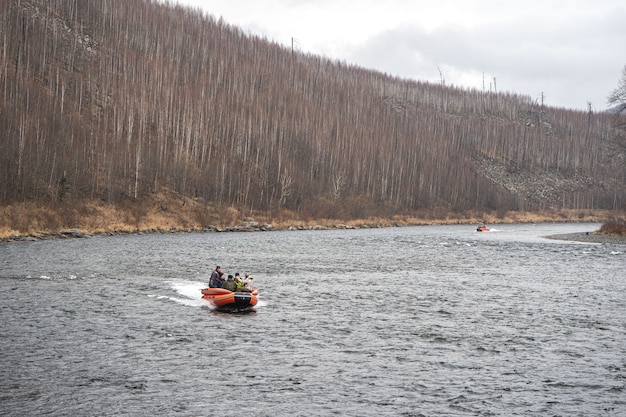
[598, 219, 626, 236]
[260, 208, 614, 229]
[0, 195, 622, 240]
[0, 195, 206, 239]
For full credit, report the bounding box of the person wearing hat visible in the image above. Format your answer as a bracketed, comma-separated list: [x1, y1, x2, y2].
[243, 273, 255, 291]
[234, 272, 244, 287]
[232, 272, 253, 293]
[222, 274, 238, 292]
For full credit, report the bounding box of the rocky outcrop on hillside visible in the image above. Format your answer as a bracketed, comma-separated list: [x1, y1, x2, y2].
[472, 154, 606, 207]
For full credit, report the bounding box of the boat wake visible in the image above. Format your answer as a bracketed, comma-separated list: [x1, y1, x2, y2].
[149, 280, 207, 307]
[171, 280, 206, 300]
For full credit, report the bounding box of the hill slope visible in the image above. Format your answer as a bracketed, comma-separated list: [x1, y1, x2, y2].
[1, 0, 624, 234]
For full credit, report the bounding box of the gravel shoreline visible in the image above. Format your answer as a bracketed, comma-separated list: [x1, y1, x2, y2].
[3, 227, 625, 245]
[545, 232, 626, 245]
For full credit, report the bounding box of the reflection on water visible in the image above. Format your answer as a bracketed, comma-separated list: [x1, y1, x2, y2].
[1, 223, 625, 416]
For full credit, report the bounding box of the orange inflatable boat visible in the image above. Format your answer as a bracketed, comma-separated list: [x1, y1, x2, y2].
[201, 288, 258, 311]
[476, 225, 490, 232]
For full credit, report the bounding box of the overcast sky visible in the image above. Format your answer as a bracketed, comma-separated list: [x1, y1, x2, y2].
[175, 0, 625, 111]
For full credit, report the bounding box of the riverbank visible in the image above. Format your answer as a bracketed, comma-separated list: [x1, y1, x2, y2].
[2, 218, 624, 245]
[1, 196, 623, 243]
[545, 232, 626, 245]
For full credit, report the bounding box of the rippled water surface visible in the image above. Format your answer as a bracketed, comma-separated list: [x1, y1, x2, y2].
[1, 223, 625, 416]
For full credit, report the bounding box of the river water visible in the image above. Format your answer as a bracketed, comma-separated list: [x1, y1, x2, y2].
[1, 223, 624, 416]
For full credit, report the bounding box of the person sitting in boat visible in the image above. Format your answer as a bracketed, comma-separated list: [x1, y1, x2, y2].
[222, 274, 238, 292]
[232, 272, 252, 292]
[209, 266, 222, 288]
[234, 272, 244, 288]
[216, 272, 226, 288]
[243, 273, 255, 291]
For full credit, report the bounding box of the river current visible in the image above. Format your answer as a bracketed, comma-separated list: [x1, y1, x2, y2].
[1, 223, 624, 416]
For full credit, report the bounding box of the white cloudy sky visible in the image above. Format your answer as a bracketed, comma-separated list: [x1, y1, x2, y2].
[175, 0, 625, 111]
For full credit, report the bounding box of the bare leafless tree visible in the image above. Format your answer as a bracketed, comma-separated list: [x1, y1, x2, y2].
[0, 0, 623, 217]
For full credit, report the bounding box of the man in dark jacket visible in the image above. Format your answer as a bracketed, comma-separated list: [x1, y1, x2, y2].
[209, 266, 221, 288]
[215, 272, 226, 288]
[222, 274, 238, 292]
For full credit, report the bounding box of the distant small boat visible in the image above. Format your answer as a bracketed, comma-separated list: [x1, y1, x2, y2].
[476, 225, 490, 232]
[201, 288, 258, 311]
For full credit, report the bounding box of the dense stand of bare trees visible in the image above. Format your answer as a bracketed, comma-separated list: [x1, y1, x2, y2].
[1, 0, 624, 219]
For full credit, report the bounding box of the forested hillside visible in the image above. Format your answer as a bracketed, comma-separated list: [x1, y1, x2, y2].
[1, 0, 624, 234]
